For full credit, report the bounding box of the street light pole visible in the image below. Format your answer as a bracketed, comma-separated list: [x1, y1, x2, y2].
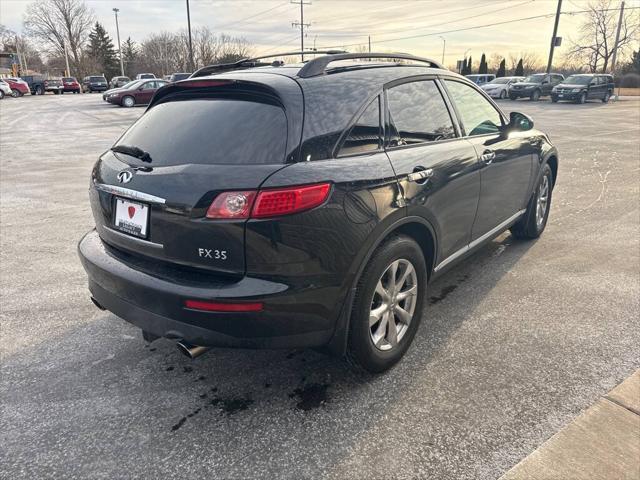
[113, 8, 125, 77]
[439, 36, 446, 65]
[186, 0, 194, 71]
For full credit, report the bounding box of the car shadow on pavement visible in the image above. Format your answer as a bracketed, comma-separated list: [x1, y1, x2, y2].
[1, 231, 536, 477]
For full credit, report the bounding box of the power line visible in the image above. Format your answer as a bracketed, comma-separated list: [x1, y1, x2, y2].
[291, 0, 311, 61]
[313, 0, 532, 38]
[215, 2, 293, 31]
[318, 6, 639, 50]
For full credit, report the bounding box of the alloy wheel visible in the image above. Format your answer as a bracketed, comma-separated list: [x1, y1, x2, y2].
[369, 259, 418, 351]
[536, 174, 550, 228]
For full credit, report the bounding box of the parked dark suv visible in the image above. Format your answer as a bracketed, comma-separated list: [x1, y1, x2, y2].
[79, 52, 558, 372]
[83, 75, 109, 93]
[509, 73, 564, 101]
[551, 74, 614, 104]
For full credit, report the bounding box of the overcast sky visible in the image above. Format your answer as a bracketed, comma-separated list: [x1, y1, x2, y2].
[0, 0, 634, 66]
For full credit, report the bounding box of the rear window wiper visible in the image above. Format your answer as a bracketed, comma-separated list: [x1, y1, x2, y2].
[110, 144, 152, 163]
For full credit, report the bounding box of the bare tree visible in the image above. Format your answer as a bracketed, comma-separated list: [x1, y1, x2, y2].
[23, 0, 94, 74]
[566, 0, 639, 73]
[508, 51, 544, 74]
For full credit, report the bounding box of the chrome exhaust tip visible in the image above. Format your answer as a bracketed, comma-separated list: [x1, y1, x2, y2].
[176, 341, 210, 359]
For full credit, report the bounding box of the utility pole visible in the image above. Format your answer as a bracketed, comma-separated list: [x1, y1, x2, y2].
[63, 40, 71, 77]
[610, 1, 625, 74]
[439, 36, 446, 65]
[186, 0, 194, 71]
[546, 0, 562, 73]
[113, 8, 125, 77]
[291, 0, 311, 62]
[368, 35, 371, 53]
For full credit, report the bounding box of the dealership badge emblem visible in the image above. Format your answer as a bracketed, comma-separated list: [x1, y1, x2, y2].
[117, 170, 133, 184]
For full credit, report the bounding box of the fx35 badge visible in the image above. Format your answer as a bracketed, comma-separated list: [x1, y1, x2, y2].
[198, 248, 227, 260]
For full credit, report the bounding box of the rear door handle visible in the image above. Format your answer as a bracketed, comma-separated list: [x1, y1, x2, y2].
[480, 150, 496, 164]
[407, 168, 434, 183]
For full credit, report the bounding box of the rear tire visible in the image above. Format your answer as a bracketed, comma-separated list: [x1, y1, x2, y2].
[509, 94, 518, 100]
[36, 86, 44, 95]
[11, 89, 20, 98]
[346, 235, 427, 373]
[121, 95, 135, 108]
[602, 91, 611, 103]
[511, 163, 553, 240]
[551, 96, 558, 103]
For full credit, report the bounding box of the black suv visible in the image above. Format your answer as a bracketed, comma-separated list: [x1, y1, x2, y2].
[551, 74, 614, 104]
[83, 75, 109, 93]
[509, 73, 564, 101]
[79, 52, 558, 373]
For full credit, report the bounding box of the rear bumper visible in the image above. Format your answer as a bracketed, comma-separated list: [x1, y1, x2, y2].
[78, 230, 336, 348]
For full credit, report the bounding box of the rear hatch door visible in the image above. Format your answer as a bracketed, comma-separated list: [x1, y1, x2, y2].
[90, 77, 302, 276]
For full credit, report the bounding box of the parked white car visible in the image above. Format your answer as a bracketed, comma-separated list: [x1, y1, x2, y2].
[481, 76, 525, 99]
[465, 74, 496, 85]
[0, 79, 12, 99]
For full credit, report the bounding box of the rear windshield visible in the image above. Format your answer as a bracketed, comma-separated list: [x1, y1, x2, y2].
[62, 77, 76, 82]
[115, 98, 288, 165]
[90, 76, 106, 82]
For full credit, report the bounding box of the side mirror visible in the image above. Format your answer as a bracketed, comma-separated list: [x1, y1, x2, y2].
[508, 112, 534, 132]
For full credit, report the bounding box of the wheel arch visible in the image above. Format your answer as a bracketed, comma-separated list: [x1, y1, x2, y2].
[324, 216, 438, 356]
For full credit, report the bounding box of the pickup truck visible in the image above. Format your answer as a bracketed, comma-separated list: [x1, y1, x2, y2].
[20, 76, 64, 95]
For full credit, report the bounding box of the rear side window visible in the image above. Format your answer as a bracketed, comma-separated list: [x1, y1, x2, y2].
[444, 80, 503, 136]
[116, 98, 287, 165]
[338, 97, 381, 156]
[387, 80, 456, 145]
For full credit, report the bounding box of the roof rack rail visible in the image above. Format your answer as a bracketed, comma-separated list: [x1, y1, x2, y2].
[191, 50, 348, 78]
[297, 52, 443, 78]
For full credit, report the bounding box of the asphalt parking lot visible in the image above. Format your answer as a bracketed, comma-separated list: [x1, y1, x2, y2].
[1, 93, 639, 479]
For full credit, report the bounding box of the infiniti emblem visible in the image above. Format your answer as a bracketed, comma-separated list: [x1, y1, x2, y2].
[117, 170, 133, 184]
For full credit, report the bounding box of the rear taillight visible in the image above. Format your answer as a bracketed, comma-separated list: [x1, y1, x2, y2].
[205, 183, 331, 220]
[252, 183, 331, 218]
[206, 191, 256, 219]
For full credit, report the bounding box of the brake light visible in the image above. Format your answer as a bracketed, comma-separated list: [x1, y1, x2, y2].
[181, 80, 232, 88]
[252, 183, 331, 218]
[206, 183, 331, 220]
[184, 300, 263, 312]
[206, 191, 256, 219]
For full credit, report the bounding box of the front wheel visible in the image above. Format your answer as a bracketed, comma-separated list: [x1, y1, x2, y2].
[121, 95, 135, 108]
[578, 92, 587, 104]
[499, 90, 506, 99]
[346, 235, 427, 373]
[511, 163, 553, 239]
[602, 91, 611, 103]
[530, 90, 540, 101]
[551, 96, 558, 103]
[509, 94, 518, 100]
[11, 89, 20, 98]
[36, 86, 44, 95]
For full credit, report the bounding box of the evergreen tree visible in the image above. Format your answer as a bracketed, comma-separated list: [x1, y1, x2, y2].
[479, 53, 487, 74]
[461, 57, 470, 75]
[86, 22, 118, 78]
[467, 56, 473, 74]
[496, 59, 506, 77]
[121, 37, 138, 77]
[515, 58, 524, 76]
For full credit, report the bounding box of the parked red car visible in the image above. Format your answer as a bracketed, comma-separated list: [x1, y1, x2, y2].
[4, 78, 30, 97]
[105, 79, 169, 107]
[62, 77, 81, 94]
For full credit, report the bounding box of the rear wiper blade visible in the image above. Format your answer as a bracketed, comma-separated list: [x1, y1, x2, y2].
[110, 144, 152, 163]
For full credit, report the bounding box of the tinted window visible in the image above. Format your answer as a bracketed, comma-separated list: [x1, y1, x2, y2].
[387, 80, 456, 145]
[115, 98, 287, 166]
[90, 76, 106, 82]
[339, 97, 381, 156]
[445, 80, 503, 136]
